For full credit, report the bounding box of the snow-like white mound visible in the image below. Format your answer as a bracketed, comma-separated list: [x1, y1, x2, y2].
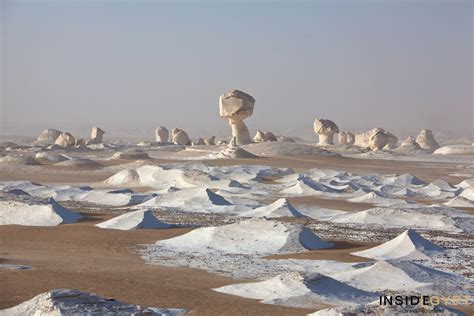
[209, 146, 259, 159]
[0, 289, 187, 316]
[96, 210, 172, 230]
[434, 145, 474, 155]
[279, 176, 338, 196]
[240, 198, 305, 218]
[444, 196, 474, 207]
[242, 142, 339, 157]
[352, 229, 443, 260]
[156, 219, 333, 255]
[139, 187, 233, 213]
[214, 272, 375, 308]
[329, 261, 429, 292]
[35, 152, 69, 163]
[347, 191, 402, 206]
[460, 187, 474, 201]
[103, 169, 141, 186]
[111, 149, 151, 160]
[329, 205, 472, 232]
[456, 179, 474, 189]
[0, 198, 82, 226]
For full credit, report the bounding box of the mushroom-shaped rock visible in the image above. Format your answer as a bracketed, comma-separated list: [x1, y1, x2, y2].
[87, 127, 105, 145]
[204, 136, 215, 145]
[313, 119, 339, 145]
[416, 129, 440, 152]
[219, 89, 255, 146]
[155, 126, 169, 143]
[172, 128, 191, 145]
[54, 132, 76, 147]
[36, 128, 62, 144]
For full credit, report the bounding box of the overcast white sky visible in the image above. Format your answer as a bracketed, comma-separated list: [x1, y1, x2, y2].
[1, 0, 472, 140]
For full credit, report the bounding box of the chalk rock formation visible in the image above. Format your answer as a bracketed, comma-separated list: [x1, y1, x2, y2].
[313, 119, 339, 145]
[54, 132, 76, 147]
[204, 136, 215, 145]
[86, 127, 105, 145]
[434, 145, 474, 155]
[355, 128, 396, 151]
[219, 89, 255, 146]
[383, 131, 398, 150]
[338, 131, 349, 146]
[192, 138, 205, 146]
[416, 129, 440, 152]
[155, 126, 169, 143]
[216, 140, 228, 146]
[171, 128, 191, 145]
[396, 136, 422, 152]
[36, 128, 61, 144]
[254, 130, 278, 142]
[276, 135, 295, 142]
[75, 139, 86, 146]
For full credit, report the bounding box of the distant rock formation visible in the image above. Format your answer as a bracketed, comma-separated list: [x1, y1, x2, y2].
[313, 119, 339, 145]
[37, 128, 61, 144]
[415, 129, 440, 152]
[383, 131, 398, 150]
[155, 126, 169, 143]
[192, 138, 205, 146]
[204, 136, 215, 145]
[171, 128, 191, 145]
[75, 139, 86, 146]
[87, 127, 105, 145]
[276, 135, 295, 142]
[254, 130, 278, 142]
[219, 89, 255, 146]
[354, 128, 397, 151]
[54, 132, 76, 147]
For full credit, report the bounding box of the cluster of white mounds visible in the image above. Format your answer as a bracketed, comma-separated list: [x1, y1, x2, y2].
[0, 182, 154, 207]
[111, 149, 151, 160]
[444, 196, 474, 207]
[214, 272, 376, 308]
[96, 210, 172, 230]
[352, 230, 444, 260]
[0, 289, 187, 316]
[406, 180, 460, 199]
[240, 198, 304, 218]
[155, 219, 333, 255]
[0, 198, 82, 226]
[329, 205, 473, 232]
[279, 176, 339, 196]
[347, 191, 403, 206]
[139, 187, 234, 213]
[209, 144, 259, 159]
[241, 142, 339, 157]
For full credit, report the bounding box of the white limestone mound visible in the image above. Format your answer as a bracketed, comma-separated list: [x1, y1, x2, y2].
[415, 129, 440, 152]
[314, 119, 339, 145]
[444, 196, 474, 207]
[219, 89, 255, 146]
[456, 178, 474, 189]
[242, 142, 338, 157]
[0, 198, 82, 226]
[352, 229, 444, 260]
[210, 139, 259, 159]
[330, 205, 471, 232]
[171, 128, 191, 145]
[347, 191, 402, 206]
[240, 198, 305, 218]
[96, 210, 172, 230]
[409, 180, 460, 199]
[87, 126, 105, 145]
[329, 261, 430, 292]
[156, 219, 333, 255]
[54, 132, 76, 147]
[254, 130, 277, 142]
[395, 136, 430, 154]
[54, 158, 102, 168]
[460, 187, 474, 200]
[111, 149, 151, 160]
[36, 128, 62, 144]
[214, 272, 375, 308]
[382, 131, 398, 150]
[0, 155, 40, 165]
[354, 128, 395, 151]
[139, 187, 233, 213]
[35, 152, 69, 163]
[434, 144, 474, 155]
[337, 131, 355, 146]
[279, 176, 339, 196]
[103, 169, 141, 186]
[155, 126, 169, 143]
[0, 289, 187, 316]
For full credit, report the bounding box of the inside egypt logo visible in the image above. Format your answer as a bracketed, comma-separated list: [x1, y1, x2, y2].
[379, 295, 472, 306]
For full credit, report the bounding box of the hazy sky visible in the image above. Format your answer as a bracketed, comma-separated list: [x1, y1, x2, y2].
[1, 0, 473, 140]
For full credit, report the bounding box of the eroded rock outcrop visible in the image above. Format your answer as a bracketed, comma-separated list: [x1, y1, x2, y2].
[354, 128, 397, 151]
[314, 119, 339, 145]
[36, 128, 62, 144]
[54, 132, 76, 147]
[171, 128, 191, 145]
[415, 129, 440, 152]
[219, 89, 255, 146]
[204, 136, 215, 145]
[155, 126, 169, 143]
[87, 127, 105, 145]
[254, 130, 278, 142]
